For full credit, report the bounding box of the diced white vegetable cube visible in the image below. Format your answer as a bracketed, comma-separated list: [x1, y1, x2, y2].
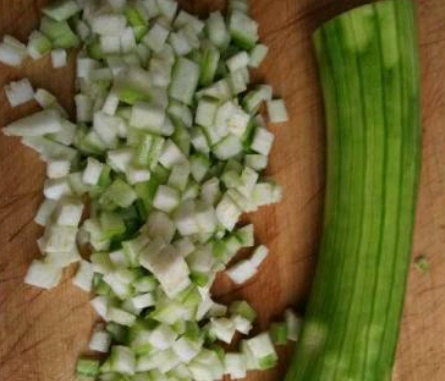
[51, 49, 67, 68]
[172, 337, 202, 363]
[73, 260, 94, 292]
[148, 324, 178, 350]
[82, 157, 104, 185]
[24, 260, 63, 289]
[90, 296, 109, 320]
[110, 346, 136, 375]
[226, 51, 249, 72]
[140, 244, 190, 298]
[159, 140, 187, 169]
[250, 245, 269, 268]
[44, 177, 72, 200]
[34, 199, 57, 226]
[4, 78, 34, 107]
[210, 317, 236, 344]
[224, 353, 247, 379]
[131, 293, 155, 309]
[215, 194, 242, 231]
[153, 185, 181, 213]
[89, 328, 111, 353]
[0, 35, 27, 67]
[143, 23, 170, 52]
[251, 127, 274, 156]
[267, 98, 289, 123]
[226, 260, 257, 285]
[43, 225, 77, 253]
[285, 309, 302, 342]
[91, 14, 127, 35]
[4, 109, 63, 137]
[55, 197, 84, 226]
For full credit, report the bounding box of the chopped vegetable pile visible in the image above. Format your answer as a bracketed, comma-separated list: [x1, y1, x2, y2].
[0, 0, 299, 380]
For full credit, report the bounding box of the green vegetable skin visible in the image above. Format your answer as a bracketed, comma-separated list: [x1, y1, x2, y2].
[286, 1, 421, 381]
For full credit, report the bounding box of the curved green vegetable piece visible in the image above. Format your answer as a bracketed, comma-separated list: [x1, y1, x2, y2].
[286, 1, 421, 380]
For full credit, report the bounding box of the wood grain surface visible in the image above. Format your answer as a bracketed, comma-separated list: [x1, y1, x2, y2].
[0, 0, 444, 380]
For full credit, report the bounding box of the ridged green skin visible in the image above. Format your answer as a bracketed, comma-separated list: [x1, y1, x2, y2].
[286, 1, 421, 381]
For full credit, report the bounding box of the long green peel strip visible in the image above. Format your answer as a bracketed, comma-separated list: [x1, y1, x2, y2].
[286, 1, 421, 381]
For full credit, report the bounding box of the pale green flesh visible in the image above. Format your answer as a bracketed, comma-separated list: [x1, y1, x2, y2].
[286, 1, 421, 381]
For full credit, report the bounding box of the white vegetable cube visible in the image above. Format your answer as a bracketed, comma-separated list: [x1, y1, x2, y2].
[201, 178, 220, 205]
[232, 314, 253, 335]
[0, 35, 27, 67]
[4, 78, 34, 107]
[34, 199, 57, 226]
[186, 247, 215, 273]
[173, 337, 202, 363]
[251, 127, 274, 156]
[238, 167, 259, 196]
[267, 98, 289, 123]
[145, 210, 176, 243]
[89, 329, 111, 353]
[148, 324, 178, 350]
[195, 201, 217, 233]
[131, 293, 155, 309]
[168, 163, 190, 191]
[195, 98, 218, 127]
[157, 0, 178, 21]
[215, 194, 242, 231]
[249, 44, 269, 68]
[82, 157, 104, 185]
[90, 296, 109, 320]
[226, 51, 250, 72]
[102, 91, 119, 116]
[285, 309, 302, 342]
[24, 260, 63, 289]
[169, 31, 192, 56]
[188, 350, 224, 381]
[159, 140, 188, 169]
[174, 237, 195, 258]
[103, 270, 133, 299]
[126, 167, 151, 184]
[190, 127, 210, 154]
[169, 57, 200, 105]
[141, 245, 191, 298]
[93, 112, 122, 147]
[227, 107, 250, 138]
[121, 27, 136, 53]
[4, 109, 63, 137]
[143, 23, 170, 52]
[210, 318, 236, 344]
[51, 49, 67, 68]
[43, 225, 77, 253]
[213, 134, 243, 161]
[45, 249, 81, 267]
[107, 307, 136, 326]
[73, 260, 94, 292]
[250, 245, 269, 268]
[130, 102, 166, 132]
[226, 260, 257, 285]
[101, 35, 121, 54]
[244, 333, 278, 370]
[110, 346, 136, 375]
[107, 148, 133, 173]
[245, 154, 268, 171]
[153, 185, 181, 213]
[225, 353, 247, 379]
[91, 14, 127, 35]
[44, 177, 72, 200]
[55, 198, 84, 226]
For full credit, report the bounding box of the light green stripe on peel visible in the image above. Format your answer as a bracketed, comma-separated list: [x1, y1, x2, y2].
[341, 4, 375, 52]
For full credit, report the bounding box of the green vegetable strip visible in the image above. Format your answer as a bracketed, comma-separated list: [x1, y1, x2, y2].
[285, 1, 421, 381]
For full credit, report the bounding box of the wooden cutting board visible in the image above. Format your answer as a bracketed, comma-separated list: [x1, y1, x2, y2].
[1, 0, 444, 380]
